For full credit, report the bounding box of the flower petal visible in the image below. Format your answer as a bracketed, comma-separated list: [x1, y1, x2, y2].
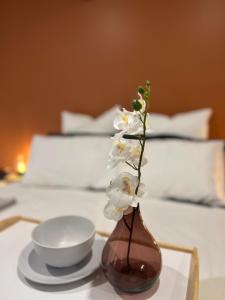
[107, 138, 131, 169]
[106, 188, 134, 208]
[103, 201, 123, 221]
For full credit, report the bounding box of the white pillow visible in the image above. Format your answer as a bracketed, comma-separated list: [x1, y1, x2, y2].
[62, 107, 212, 138]
[22, 135, 114, 189]
[150, 108, 212, 139]
[61, 111, 93, 133]
[91, 140, 225, 204]
[61, 106, 120, 134]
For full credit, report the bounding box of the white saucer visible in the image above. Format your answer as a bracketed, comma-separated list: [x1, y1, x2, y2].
[18, 235, 105, 285]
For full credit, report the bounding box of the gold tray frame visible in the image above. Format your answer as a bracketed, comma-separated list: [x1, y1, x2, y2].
[0, 215, 199, 300]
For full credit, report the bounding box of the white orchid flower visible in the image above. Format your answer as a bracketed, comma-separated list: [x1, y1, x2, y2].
[113, 108, 151, 138]
[108, 139, 148, 169]
[106, 172, 145, 208]
[113, 108, 142, 138]
[104, 172, 145, 221]
[108, 138, 130, 168]
[113, 108, 136, 131]
[128, 142, 148, 167]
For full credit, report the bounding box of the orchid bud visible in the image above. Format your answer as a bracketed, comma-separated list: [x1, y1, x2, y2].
[144, 91, 149, 99]
[138, 86, 145, 95]
[132, 100, 142, 111]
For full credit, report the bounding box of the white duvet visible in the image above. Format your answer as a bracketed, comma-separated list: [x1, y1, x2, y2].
[0, 184, 225, 300]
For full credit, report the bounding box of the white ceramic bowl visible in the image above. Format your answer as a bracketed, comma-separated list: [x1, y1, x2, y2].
[32, 215, 95, 268]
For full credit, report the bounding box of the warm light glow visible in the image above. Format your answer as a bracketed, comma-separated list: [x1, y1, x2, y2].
[17, 154, 26, 175]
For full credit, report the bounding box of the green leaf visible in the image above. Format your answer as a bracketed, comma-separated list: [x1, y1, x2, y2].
[132, 100, 142, 111]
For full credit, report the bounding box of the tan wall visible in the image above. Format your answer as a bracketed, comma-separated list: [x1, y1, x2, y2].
[0, 0, 225, 169]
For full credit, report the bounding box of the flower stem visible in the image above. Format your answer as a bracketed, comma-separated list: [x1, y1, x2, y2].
[126, 206, 136, 268]
[123, 215, 131, 231]
[125, 161, 138, 170]
[125, 82, 150, 268]
[135, 114, 147, 195]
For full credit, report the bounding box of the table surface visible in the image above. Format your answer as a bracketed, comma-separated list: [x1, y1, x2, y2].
[0, 217, 199, 300]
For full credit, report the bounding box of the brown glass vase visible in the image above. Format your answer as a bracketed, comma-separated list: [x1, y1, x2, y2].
[101, 205, 162, 293]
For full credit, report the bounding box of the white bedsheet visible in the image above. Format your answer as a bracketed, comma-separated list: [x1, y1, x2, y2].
[0, 183, 225, 300]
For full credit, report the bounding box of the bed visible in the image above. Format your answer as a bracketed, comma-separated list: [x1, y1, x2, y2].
[0, 107, 225, 300]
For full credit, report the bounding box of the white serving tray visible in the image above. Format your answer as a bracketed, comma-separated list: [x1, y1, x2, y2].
[0, 216, 199, 300]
